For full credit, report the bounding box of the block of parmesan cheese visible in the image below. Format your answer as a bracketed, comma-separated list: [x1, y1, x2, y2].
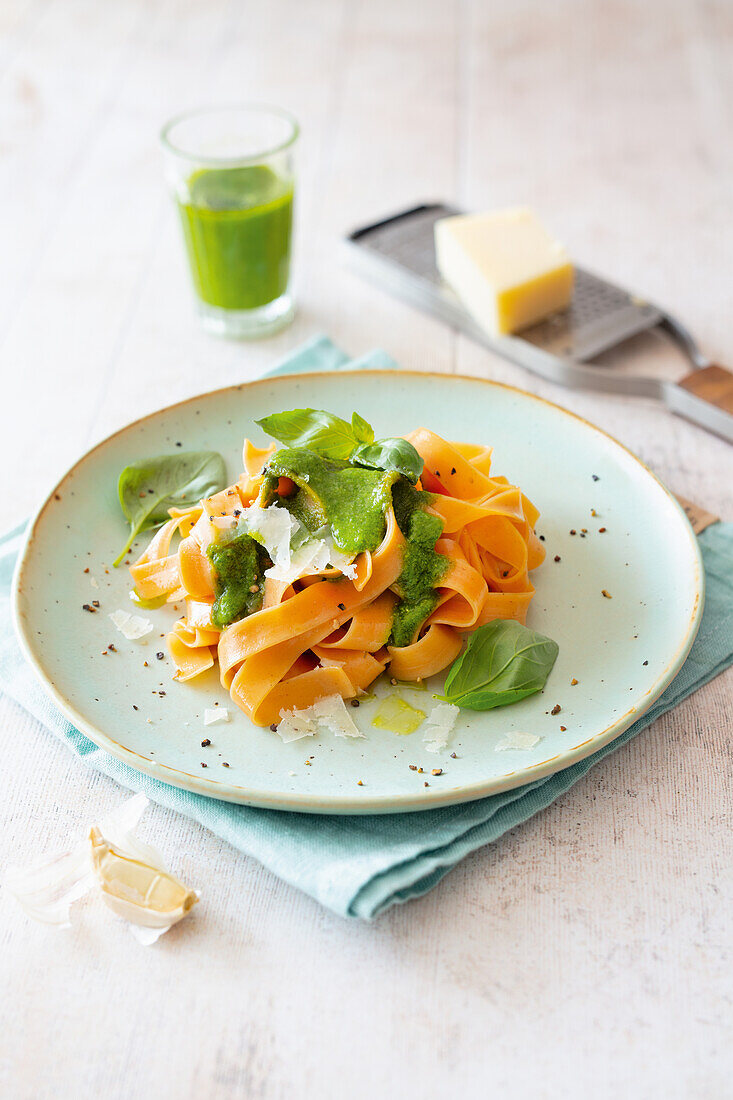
[434, 207, 574, 335]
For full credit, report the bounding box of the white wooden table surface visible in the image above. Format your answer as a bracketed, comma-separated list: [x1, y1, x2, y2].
[1, 1, 732, 1097]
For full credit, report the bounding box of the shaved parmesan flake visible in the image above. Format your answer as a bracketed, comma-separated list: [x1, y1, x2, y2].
[276, 711, 317, 742]
[89, 576, 99, 589]
[242, 502, 358, 585]
[495, 731, 542, 751]
[311, 694, 363, 739]
[266, 537, 329, 584]
[108, 609, 154, 640]
[210, 516, 238, 532]
[323, 536, 358, 580]
[422, 703, 460, 753]
[204, 708, 230, 726]
[4, 794, 198, 943]
[277, 694, 365, 741]
[243, 503, 296, 572]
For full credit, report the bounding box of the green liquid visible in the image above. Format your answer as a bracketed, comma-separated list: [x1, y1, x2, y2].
[129, 589, 168, 611]
[372, 696, 426, 735]
[178, 165, 293, 310]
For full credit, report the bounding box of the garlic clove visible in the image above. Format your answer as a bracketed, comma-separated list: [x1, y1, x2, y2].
[5, 794, 199, 943]
[89, 827, 198, 930]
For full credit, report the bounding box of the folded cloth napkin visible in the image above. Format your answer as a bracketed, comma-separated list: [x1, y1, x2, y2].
[2, 337, 732, 919]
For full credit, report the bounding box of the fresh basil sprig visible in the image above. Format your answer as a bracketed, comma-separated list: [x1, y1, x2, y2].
[439, 620, 559, 710]
[255, 409, 358, 460]
[114, 451, 226, 567]
[351, 438, 423, 483]
[256, 408, 423, 483]
[351, 411, 374, 444]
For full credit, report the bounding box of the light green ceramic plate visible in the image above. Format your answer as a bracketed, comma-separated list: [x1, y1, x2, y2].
[13, 371, 703, 814]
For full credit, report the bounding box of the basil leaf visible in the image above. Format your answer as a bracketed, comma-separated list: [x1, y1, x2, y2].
[351, 438, 423, 484]
[114, 450, 226, 567]
[255, 408, 358, 460]
[256, 408, 422, 482]
[439, 620, 559, 709]
[351, 411, 374, 444]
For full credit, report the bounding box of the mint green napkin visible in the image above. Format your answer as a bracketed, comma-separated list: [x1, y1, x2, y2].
[2, 337, 732, 919]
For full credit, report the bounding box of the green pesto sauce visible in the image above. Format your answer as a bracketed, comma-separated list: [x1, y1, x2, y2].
[263, 448, 397, 553]
[207, 531, 270, 629]
[259, 448, 448, 647]
[390, 593, 440, 648]
[178, 165, 293, 311]
[389, 481, 448, 647]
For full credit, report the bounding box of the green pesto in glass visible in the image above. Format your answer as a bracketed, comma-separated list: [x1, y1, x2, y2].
[208, 531, 270, 629]
[178, 165, 293, 310]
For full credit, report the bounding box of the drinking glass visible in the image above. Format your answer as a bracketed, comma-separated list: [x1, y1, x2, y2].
[161, 105, 298, 338]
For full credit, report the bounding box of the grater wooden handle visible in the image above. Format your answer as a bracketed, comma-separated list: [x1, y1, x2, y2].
[677, 364, 733, 415]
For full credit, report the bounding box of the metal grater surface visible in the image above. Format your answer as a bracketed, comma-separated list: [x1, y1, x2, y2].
[349, 204, 663, 362]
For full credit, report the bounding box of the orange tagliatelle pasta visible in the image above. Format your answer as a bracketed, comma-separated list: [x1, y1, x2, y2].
[129, 427, 545, 727]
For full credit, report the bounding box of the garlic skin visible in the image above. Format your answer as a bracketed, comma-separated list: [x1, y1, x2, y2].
[4, 842, 94, 927]
[89, 826, 198, 930]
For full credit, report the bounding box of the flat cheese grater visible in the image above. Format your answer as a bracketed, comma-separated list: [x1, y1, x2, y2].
[346, 203, 733, 444]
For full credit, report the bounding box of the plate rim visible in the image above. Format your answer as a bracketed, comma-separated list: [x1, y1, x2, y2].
[12, 369, 705, 814]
